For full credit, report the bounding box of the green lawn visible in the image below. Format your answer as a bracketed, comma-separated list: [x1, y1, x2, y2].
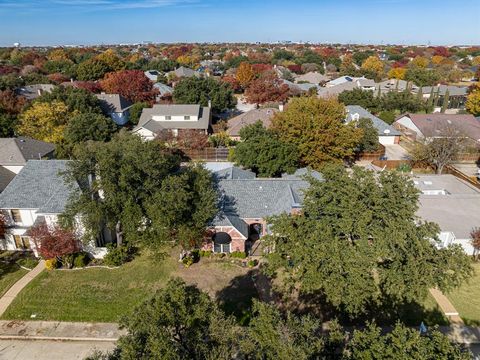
[446, 263, 480, 326]
[1, 251, 177, 322]
[1, 252, 259, 323]
[0, 262, 28, 297]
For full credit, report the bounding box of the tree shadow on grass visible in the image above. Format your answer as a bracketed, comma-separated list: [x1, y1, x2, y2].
[215, 270, 259, 326]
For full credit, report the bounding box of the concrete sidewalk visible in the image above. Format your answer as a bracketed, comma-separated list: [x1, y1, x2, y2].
[0, 320, 125, 342]
[0, 260, 45, 318]
[429, 288, 464, 324]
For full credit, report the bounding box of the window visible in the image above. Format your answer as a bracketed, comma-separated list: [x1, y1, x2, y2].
[214, 242, 231, 253]
[165, 115, 171, 120]
[11, 210, 22, 223]
[14, 235, 30, 250]
[184, 115, 190, 120]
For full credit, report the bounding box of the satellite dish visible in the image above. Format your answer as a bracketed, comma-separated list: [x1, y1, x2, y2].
[384, 129, 391, 134]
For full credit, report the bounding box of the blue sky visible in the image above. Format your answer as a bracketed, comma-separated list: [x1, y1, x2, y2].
[0, 0, 478, 46]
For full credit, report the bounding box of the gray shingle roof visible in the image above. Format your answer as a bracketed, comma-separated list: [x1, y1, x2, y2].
[153, 83, 173, 96]
[346, 105, 401, 136]
[0, 166, 15, 193]
[171, 66, 197, 78]
[96, 94, 132, 114]
[226, 108, 278, 137]
[0, 160, 78, 214]
[16, 84, 55, 100]
[134, 105, 211, 133]
[0, 137, 55, 166]
[214, 167, 256, 180]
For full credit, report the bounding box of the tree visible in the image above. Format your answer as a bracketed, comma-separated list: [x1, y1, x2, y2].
[264, 165, 473, 317]
[380, 90, 427, 114]
[338, 88, 379, 113]
[128, 101, 149, 125]
[244, 72, 290, 104]
[411, 56, 430, 68]
[173, 77, 236, 113]
[233, 121, 299, 177]
[271, 97, 362, 168]
[241, 301, 327, 359]
[361, 56, 384, 79]
[236, 61, 254, 88]
[471, 228, 480, 261]
[29, 222, 81, 261]
[356, 117, 379, 153]
[95, 49, 125, 71]
[0, 113, 16, 137]
[405, 67, 440, 86]
[37, 86, 103, 114]
[76, 58, 111, 81]
[63, 112, 117, 147]
[18, 100, 70, 143]
[0, 89, 26, 114]
[176, 129, 209, 150]
[101, 70, 158, 103]
[345, 322, 471, 360]
[387, 67, 406, 80]
[107, 278, 238, 360]
[466, 86, 480, 116]
[411, 125, 467, 174]
[441, 89, 450, 113]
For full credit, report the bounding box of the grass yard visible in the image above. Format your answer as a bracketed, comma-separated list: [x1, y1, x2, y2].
[446, 263, 480, 326]
[1, 251, 259, 323]
[0, 262, 28, 297]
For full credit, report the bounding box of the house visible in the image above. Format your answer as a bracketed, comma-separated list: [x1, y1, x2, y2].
[144, 70, 160, 82]
[326, 75, 355, 87]
[226, 108, 279, 141]
[394, 113, 480, 143]
[417, 85, 469, 112]
[295, 71, 329, 84]
[0, 160, 107, 258]
[95, 93, 133, 126]
[317, 81, 358, 98]
[413, 174, 480, 255]
[169, 66, 198, 79]
[0, 137, 55, 174]
[0, 166, 15, 193]
[133, 104, 211, 140]
[207, 166, 321, 255]
[345, 105, 401, 145]
[15, 84, 55, 101]
[282, 80, 319, 94]
[376, 79, 418, 95]
[153, 82, 173, 98]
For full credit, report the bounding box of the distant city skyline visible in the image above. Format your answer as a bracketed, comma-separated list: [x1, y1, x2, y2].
[0, 0, 479, 46]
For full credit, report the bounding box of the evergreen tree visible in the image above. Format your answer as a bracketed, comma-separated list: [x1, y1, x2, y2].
[441, 89, 450, 113]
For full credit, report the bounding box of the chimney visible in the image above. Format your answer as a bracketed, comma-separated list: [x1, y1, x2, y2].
[70, 78, 74, 83]
[37, 89, 42, 96]
[208, 100, 212, 108]
[279, 103, 284, 112]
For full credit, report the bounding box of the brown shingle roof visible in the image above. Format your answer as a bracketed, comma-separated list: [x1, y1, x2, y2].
[403, 113, 480, 141]
[227, 108, 278, 137]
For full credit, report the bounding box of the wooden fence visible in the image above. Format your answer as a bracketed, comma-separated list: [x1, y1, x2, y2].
[181, 148, 230, 162]
[357, 144, 386, 161]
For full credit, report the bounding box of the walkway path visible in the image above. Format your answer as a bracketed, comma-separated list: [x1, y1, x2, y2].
[0, 261, 45, 318]
[429, 288, 464, 324]
[0, 320, 124, 342]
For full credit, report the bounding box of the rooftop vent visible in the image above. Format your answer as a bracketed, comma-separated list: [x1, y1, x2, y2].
[423, 181, 433, 185]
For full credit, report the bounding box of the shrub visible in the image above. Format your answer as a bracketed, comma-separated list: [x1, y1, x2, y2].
[247, 259, 258, 268]
[397, 163, 412, 173]
[230, 251, 247, 259]
[61, 253, 75, 269]
[378, 110, 397, 125]
[104, 242, 136, 266]
[199, 250, 212, 258]
[182, 256, 194, 268]
[73, 252, 91, 268]
[16, 257, 38, 269]
[45, 258, 57, 270]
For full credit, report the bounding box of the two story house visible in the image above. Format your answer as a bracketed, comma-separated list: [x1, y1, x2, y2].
[132, 104, 211, 141]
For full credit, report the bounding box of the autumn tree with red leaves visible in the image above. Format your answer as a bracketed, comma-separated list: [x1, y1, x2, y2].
[30, 222, 81, 261]
[176, 129, 210, 150]
[0, 90, 26, 114]
[244, 72, 290, 104]
[101, 70, 158, 103]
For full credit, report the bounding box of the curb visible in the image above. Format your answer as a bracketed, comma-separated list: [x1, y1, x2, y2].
[0, 335, 118, 342]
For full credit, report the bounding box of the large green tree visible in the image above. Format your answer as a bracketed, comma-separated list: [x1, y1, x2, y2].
[264, 165, 473, 317]
[271, 97, 362, 168]
[356, 117, 379, 153]
[233, 121, 299, 177]
[173, 77, 236, 113]
[338, 88, 380, 113]
[61, 132, 217, 251]
[36, 86, 103, 114]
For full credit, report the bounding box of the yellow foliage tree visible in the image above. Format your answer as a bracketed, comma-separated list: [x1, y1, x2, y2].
[387, 67, 406, 80]
[96, 49, 125, 71]
[431, 55, 444, 65]
[466, 86, 480, 116]
[18, 101, 71, 143]
[47, 49, 70, 62]
[236, 62, 255, 88]
[411, 56, 429, 68]
[361, 56, 384, 77]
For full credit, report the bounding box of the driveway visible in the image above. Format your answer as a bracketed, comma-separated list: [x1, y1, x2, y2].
[0, 339, 115, 360]
[384, 144, 410, 160]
